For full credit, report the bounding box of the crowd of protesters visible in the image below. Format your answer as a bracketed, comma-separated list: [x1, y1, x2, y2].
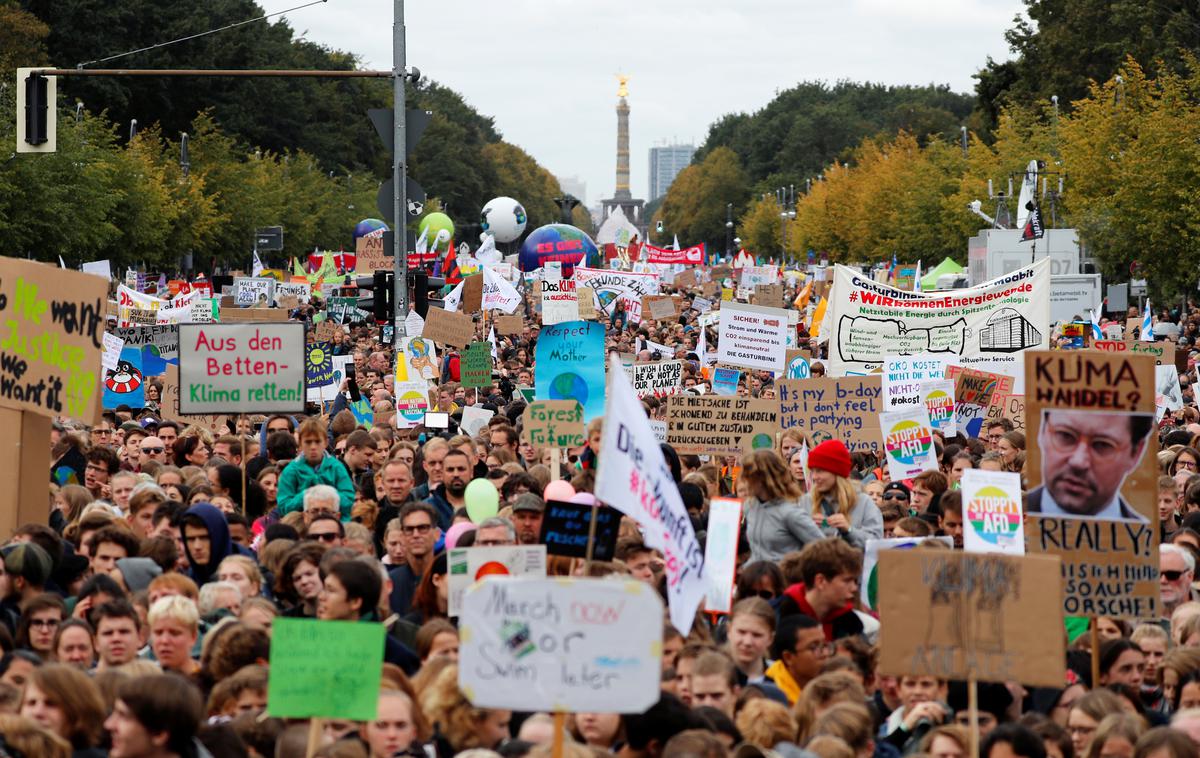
[11, 282, 1200, 758]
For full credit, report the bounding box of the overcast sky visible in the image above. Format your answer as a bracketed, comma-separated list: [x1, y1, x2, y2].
[261, 0, 1026, 209]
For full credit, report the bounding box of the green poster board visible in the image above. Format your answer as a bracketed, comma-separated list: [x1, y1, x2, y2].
[267, 617, 385, 720]
[461, 342, 493, 389]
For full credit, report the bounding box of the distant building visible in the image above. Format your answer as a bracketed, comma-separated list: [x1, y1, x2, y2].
[648, 144, 695, 201]
[557, 175, 587, 205]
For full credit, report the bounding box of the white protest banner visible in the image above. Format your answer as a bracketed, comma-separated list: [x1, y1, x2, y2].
[624, 360, 683, 398]
[692, 296, 713, 314]
[882, 353, 951, 411]
[919, 379, 957, 438]
[404, 310, 425, 338]
[645, 242, 704, 265]
[189, 297, 216, 323]
[879, 407, 940, 480]
[961, 469, 1025, 555]
[596, 355, 705, 633]
[821, 259, 1050, 377]
[716, 302, 789, 372]
[178, 323, 306, 414]
[703, 498, 742, 614]
[274, 281, 311, 305]
[739, 264, 778, 289]
[458, 577, 663, 713]
[482, 267, 522, 314]
[573, 267, 660, 321]
[1156, 364, 1183, 415]
[81, 259, 113, 280]
[460, 405, 494, 437]
[233, 277, 277, 307]
[116, 325, 180, 363]
[101, 333, 124, 372]
[447, 545, 546, 616]
[541, 279, 580, 325]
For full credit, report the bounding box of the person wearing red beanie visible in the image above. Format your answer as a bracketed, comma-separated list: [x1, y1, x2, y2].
[803, 439, 883, 548]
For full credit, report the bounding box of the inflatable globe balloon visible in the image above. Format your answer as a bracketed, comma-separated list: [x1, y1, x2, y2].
[353, 218, 388, 241]
[418, 212, 455, 251]
[480, 196, 528, 243]
[518, 224, 599, 276]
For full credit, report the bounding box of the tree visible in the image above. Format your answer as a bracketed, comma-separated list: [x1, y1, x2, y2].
[0, 1, 48, 72]
[482, 142, 561, 231]
[658, 147, 750, 252]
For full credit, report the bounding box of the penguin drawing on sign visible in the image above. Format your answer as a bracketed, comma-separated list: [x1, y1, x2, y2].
[105, 360, 143, 394]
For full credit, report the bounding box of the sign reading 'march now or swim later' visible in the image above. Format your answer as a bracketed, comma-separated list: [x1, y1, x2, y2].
[535, 321, 605, 423]
[821, 259, 1051, 379]
[178, 323, 306, 414]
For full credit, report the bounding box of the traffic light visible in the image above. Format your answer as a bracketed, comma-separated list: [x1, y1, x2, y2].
[406, 271, 445, 318]
[16, 68, 56, 153]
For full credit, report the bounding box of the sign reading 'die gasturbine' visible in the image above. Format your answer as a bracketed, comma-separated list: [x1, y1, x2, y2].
[179, 324, 306, 414]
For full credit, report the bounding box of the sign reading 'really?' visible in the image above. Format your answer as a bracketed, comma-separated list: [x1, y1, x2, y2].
[179, 323, 306, 414]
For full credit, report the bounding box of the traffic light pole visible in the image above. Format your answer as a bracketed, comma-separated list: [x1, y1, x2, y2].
[391, 0, 409, 338]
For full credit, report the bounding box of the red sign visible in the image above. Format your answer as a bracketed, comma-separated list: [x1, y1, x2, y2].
[645, 243, 704, 265]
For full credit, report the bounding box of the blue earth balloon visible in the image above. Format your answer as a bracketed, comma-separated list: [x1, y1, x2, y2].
[353, 219, 389, 241]
[517, 224, 599, 276]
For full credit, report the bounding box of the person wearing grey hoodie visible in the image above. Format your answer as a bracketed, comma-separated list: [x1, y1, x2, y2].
[743, 450, 825, 563]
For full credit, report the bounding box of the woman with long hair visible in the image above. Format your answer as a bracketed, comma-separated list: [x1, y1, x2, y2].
[724, 598, 775, 681]
[19, 663, 107, 756]
[275, 543, 327, 618]
[52, 485, 93, 534]
[741, 450, 824, 563]
[408, 552, 449, 625]
[801, 440, 883, 548]
[420, 663, 511, 754]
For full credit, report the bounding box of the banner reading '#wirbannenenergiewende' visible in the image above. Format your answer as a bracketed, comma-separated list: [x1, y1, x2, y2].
[820, 259, 1050, 378]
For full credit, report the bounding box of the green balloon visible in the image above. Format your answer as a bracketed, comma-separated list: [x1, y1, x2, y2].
[419, 212, 455, 251]
[464, 478, 499, 523]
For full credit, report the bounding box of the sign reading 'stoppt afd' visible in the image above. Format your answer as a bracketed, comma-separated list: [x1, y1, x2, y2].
[178, 323, 306, 414]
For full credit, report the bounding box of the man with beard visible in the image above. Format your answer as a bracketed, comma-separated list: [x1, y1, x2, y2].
[427, 449, 470, 519]
[511, 494, 545, 545]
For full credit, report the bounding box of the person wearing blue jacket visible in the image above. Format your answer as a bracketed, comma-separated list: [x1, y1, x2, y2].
[276, 418, 356, 520]
[180, 503, 254, 585]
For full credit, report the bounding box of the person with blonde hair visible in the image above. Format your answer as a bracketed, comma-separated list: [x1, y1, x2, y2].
[362, 687, 424, 758]
[147, 595, 201, 677]
[724, 597, 775, 681]
[735, 698, 799, 753]
[217, 555, 263, 600]
[810, 702, 875, 758]
[801, 440, 882, 548]
[795, 672, 867, 743]
[741, 449, 823, 563]
[419, 664, 511, 753]
[1084, 713, 1146, 758]
[0, 713, 71, 758]
[918, 724, 970, 758]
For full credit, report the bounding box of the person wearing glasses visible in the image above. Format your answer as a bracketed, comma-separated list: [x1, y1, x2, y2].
[387, 502, 442, 616]
[763, 614, 832, 705]
[137, 436, 167, 470]
[1026, 409, 1154, 522]
[1160, 544, 1196, 619]
[305, 514, 345, 547]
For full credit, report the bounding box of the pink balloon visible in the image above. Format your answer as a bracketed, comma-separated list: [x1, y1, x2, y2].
[569, 492, 596, 506]
[444, 522, 476, 550]
[543, 480, 576, 502]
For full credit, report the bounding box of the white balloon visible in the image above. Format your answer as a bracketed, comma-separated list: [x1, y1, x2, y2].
[480, 196, 528, 243]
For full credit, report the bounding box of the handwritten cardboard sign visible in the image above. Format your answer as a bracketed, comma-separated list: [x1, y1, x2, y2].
[461, 342, 493, 389]
[462, 274, 484, 314]
[448, 545, 545, 616]
[522, 400, 585, 448]
[0, 257, 107, 423]
[778, 376, 883, 453]
[642, 295, 680, 321]
[877, 549, 1065, 687]
[754, 283, 785, 308]
[1092, 339, 1175, 368]
[267, 617, 384, 721]
[495, 314, 524, 336]
[1024, 350, 1159, 620]
[538, 501, 622, 560]
[422, 307, 474, 348]
[624, 360, 683, 398]
[665, 395, 779, 456]
[985, 393, 1026, 433]
[459, 578, 662, 713]
[220, 307, 289, 323]
[354, 235, 392, 274]
[178, 323, 306, 414]
[950, 366, 1016, 436]
[576, 287, 598, 320]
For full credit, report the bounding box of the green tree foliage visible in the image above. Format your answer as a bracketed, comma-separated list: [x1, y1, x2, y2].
[482, 142, 560, 231]
[0, 1, 48, 72]
[658, 147, 750, 252]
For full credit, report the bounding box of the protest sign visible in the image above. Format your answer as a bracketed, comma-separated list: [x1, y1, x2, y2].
[1156, 364, 1183, 414]
[739, 265, 778, 290]
[81, 259, 112, 280]
[642, 295, 680, 322]
[479, 268, 523, 314]
[403, 310, 425, 338]
[521, 400, 585, 448]
[646, 242, 704, 265]
[1093, 339, 1174, 367]
[354, 234, 392, 274]
[882, 354, 950, 411]
[778, 376, 883, 454]
[314, 320, 341, 343]
[920, 380, 957, 437]
[1025, 350, 1158, 619]
[961, 469, 1025, 555]
[460, 406, 494, 437]
[575, 287, 598, 320]
[461, 342, 493, 389]
[233, 277, 276, 307]
[274, 281, 311, 305]
[0, 258, 107, 423]
[821, 260, 1051, 376]
[495, 314, 524, 335]
[984, 393, 1025, 433]
[625, 360, 683, 398]
[703, 498, 742, 615]
[101, 333, 123, 373]
[461, 274, 484, 314]
[879, 407, 939, 480]
[666, 395, 778, 456]
[538, 501, 622, 560]
[103, 346, 145, 409]
[754, 283, 784, 308]
[178, 323, 306, 414]
[785, 349, 812, 379]
[392, 337, 437, 427]
[422, 308, 474, 348]
[220, 307, 289, 323]
[877, 549, 1065, 687]
[458, 578, 662, 713]
[692, 296, 713, 314]
[540, 278, 580, 325]
[573, 267, 660, 320]
[861, 537, 953, 611]
[674, 269, 700, 289]
[267, 617, 384, 721]
[447, 545, 546, 616]
[716, 302, 789, 372]
[712, 367, 741, 396]
[597, 355, 705, 633]
[305, 342, 336, 402]
[951, 366, 1015, 437]
[535, 321, 606, 422]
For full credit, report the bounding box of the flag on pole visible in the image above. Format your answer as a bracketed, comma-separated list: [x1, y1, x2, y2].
[596, 355, 706, 634]
[252, 251, 265, 277]
[697, 325, 714, 365]
[913, 260, 922, 293]
[888, 252, 898, 282]
[672, 234, 680, 251]
[58, 255, 66, 269]
[1089, 307, 1103, 341]
[488, 325, 499, 362]
[1142, 300, 1154, 341]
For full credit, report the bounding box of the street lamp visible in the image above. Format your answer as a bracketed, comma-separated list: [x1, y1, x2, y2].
[775, 185, 796, 264]
[725, 202, 733, 261]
